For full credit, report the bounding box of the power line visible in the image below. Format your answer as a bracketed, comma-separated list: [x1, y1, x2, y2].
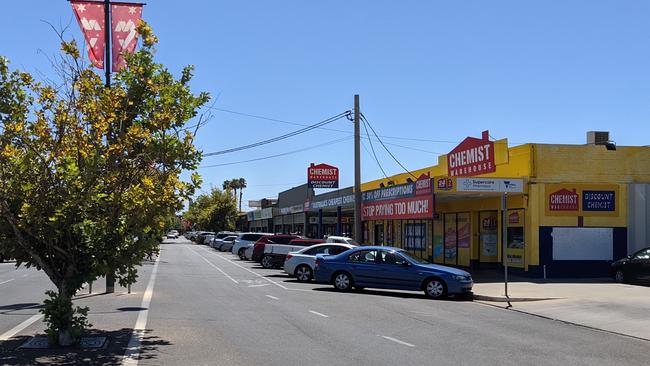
[199, 136, 353, 168]
[203, 111, 351, 157]
[204, 106, 519, 145]
[360, 113, 418, 179]
[362, 119, 388, 178]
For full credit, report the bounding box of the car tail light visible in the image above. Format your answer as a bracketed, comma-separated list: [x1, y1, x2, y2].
[285, 254, 293, 261]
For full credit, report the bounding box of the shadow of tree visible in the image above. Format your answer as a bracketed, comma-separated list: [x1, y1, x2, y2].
[312, 286, 472, 302]
[0, 328, 171, 366]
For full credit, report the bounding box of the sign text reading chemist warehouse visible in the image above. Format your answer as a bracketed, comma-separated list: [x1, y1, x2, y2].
[447, 130, 496, 177]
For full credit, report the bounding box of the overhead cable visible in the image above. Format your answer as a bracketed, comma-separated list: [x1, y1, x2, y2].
[360, 113, 418, 179]
[203, 111, 351, 157]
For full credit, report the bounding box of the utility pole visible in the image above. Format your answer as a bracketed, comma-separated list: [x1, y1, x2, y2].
[353, 95, 363, 243]
[502, 192, 509, 299]
[104, 0, 115, 293]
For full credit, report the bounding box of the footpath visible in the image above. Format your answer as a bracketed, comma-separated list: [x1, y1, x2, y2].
[472, 272, 650, 341]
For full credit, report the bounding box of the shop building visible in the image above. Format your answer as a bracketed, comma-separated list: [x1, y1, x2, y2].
[306, 187, 355, 238]
[360, 131, 650, 277]
[274, 184, 313, 235]
[245, 198, 277, 232]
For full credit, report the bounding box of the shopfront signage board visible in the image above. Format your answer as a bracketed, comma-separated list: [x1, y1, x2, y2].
[362, 175, 434, 220]
[434, 177, 524, 194]
[447, 130, 496, 177]
[308, 163, 339, 189]
[545, 184, 619, 217]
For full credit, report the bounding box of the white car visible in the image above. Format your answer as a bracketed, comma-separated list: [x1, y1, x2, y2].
[231, 232, 273, 258]
[284, 243, 356, 282]
[325, 236, 359, 245]
[166, 230, 179, 239]
[209, 232, 237, 249]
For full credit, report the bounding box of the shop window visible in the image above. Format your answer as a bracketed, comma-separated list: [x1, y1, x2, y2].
[444, 214, 457, 265]
[404, 223, 426, 251]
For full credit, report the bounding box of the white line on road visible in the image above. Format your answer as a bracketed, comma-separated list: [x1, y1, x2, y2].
[248, 284, 270, 288]
[309, 310, 329, 318]
[121, 255, 161, 366]
[188, 247, 239, 284]
[380, 335, 415, 348]
[0, 279, 15, 285]
[0, 314, 43, 341]
[206, 250, 289, 290]
[266, 295, 279, 300]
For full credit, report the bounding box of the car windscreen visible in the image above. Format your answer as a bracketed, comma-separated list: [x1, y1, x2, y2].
[241, 234, 263, 241]
[215, 233, 231, 239]
[397, 250, 429, 264]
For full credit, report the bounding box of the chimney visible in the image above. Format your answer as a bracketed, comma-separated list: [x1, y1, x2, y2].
[587, 131, 609, 145]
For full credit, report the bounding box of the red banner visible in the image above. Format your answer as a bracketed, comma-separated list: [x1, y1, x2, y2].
[447, 130, 495, 177]
[362, 195, 434, 221]
[308, 163, 339, 189]
[111, 4, 143, 71]
[71, 1, 106, 69]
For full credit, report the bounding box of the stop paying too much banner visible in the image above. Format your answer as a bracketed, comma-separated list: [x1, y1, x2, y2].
[361, 174, 434, 220]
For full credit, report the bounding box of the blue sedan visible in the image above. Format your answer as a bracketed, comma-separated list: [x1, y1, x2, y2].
[313, 246, 473, 299]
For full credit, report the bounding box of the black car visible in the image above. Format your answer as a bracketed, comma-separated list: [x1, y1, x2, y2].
[611, 247, 650, 284]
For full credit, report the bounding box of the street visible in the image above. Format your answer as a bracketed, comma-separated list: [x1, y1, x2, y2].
[1, 238, 648, 365]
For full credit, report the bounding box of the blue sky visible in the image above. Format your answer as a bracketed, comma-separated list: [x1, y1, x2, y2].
[2, 1, 649, 209]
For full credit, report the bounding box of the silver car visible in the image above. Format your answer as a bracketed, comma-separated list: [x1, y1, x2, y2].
[218, 235, 238, 252]
[231, 233, 272, 258]
[284, 243, 355, 282]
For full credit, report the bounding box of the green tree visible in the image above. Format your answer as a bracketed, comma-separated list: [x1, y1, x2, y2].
[0, 24, 208, 345]
[184, 188, 237, 231]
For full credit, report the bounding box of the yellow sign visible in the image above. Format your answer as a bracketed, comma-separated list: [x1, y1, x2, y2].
[545, 183, 619, 217]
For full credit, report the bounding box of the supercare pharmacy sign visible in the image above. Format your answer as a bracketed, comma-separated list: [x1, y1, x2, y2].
[362, 174, 434, 220]
[545, 184, 619, 217]
[447, 130, 496, 177]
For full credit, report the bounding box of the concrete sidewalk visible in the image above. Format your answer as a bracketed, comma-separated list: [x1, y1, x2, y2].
[472, 276, 650, 340]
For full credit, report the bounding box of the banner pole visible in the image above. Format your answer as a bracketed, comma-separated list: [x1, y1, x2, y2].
[104, 0, 111, 88]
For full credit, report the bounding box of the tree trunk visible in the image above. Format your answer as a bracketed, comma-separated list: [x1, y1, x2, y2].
[239, 190, 243, 212]
[105, 273, 115, 293]
[54, 282, 76, 347]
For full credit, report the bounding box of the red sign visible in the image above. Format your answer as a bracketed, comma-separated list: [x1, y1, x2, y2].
[549, 188, 579, 211]
[308, 163, 339, 189]
[482, 216, 497, 230]
[415, 174, 432, 196]
[437, 177, 454, 191]
[447, 130, 495, 177]
[509, 211, 520, 224]
[362, 195, 434, 221]
[71, 1, 106, 69]
[111, 3, 143, 71]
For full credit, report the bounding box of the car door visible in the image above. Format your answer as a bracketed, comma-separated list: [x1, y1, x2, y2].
[375, 250, 419, 290]
[346, 250, 378, 286]
[629, 249, 650, 283]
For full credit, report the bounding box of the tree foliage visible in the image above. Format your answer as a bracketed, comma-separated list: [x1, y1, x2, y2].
[184, 188, 237, 232]
[0, 23, 208, 345]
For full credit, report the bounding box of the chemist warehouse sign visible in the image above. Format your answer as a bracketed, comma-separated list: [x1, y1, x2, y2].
[362, 174, 434, 220]
[545, 183, 619, 217]
[447, 130, 496, 177]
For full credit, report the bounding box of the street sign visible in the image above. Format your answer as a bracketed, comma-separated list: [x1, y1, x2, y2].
[308, 163, 339, 189]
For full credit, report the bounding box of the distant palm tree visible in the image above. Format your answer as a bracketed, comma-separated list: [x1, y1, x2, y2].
[237, 178, 247, 212]
[222, 179, 235, 204]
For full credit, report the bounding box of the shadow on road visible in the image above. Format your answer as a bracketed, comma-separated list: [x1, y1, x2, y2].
[312, 287, 472, 302]
[0, 328, 171, 366]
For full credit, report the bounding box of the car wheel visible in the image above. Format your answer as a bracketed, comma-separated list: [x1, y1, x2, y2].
[294, 265, 313, 282]
[614, 270, 626, 284]
[424, 278, 448, 299]
[261, 255, 274, 269]
[238, 248, 246, 260]
[332, 272, 353, 291]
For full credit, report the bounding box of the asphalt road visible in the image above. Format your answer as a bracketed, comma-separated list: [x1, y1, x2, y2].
[1, 238, 649, 365]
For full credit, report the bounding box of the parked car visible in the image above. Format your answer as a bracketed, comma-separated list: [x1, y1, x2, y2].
[209, 232, 237, 249]
[231, 232, 273, 258]
[325, 236, 359, 245]
[313, 246, 473, 299]
[261, 237, 320, 269]
[218, 235, 238, 251]
[251, 235, 302, 263]
[166, 230, 179, 239]
[611, 247, 650, 284]
[184, 231, 197, 240]
[284, 242, 354, 282]
[196, 232, 216, 244]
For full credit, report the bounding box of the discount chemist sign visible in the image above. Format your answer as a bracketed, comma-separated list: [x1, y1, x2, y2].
[362, 174, 434, 220]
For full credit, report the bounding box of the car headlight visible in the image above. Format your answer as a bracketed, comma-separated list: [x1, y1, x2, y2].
[452, 275, 472, 281]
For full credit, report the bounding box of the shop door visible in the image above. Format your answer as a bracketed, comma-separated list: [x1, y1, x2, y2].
[374, 223, 384, 245]
[479, 211, 499, 263]
[444, 214, 457, 265]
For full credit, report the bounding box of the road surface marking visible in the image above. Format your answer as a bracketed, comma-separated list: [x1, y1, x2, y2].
[266, 295, 279, 300]
[188, 247, 239, 284]
[380, 335, 415, 348]
[309, 310, 329, 318]
[207, 249, 288, 290]
[0, 279, 15, 285]
[248, 284, 270, 288]
[122, 255, 161, 366]
[0, 314, 43, 341]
